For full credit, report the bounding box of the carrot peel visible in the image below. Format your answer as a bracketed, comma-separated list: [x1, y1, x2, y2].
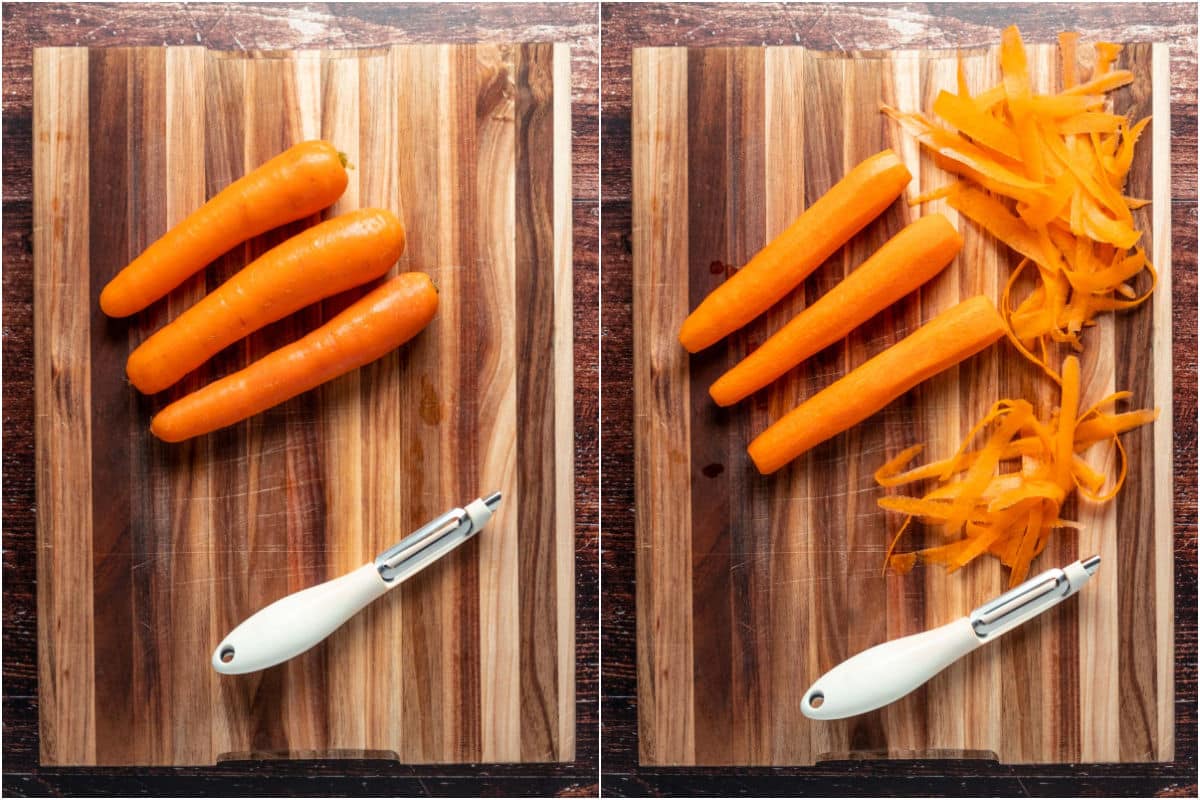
[887, 25, 1155, 378]
[876, 354, 1157, 585]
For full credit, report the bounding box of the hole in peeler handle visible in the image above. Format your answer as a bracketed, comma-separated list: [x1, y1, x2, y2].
[219, 646, 235, 664]
[807, 691, 824, 709]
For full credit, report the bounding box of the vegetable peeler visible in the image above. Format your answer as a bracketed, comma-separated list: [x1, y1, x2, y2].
[211, 492, 501, 675]
[801, 555, 1101, 720]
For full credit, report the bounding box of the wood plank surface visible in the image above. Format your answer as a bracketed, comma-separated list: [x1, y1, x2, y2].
[632, 41, 1173, 767]
[631, 46, 695, 766]
[33, 43, 575, 767]
[32, 46, 95, 766]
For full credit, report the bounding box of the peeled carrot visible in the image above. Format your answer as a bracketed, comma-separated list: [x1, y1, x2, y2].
[150, 273, 437, 442]
[710, 214, 963, 407]
[100, 140, 349, 318]
[678, 149, 912, 353]
[747, 296, 1006, 474]
[126, 208, 405, 394]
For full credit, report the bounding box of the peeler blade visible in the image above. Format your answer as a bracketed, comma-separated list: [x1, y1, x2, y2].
[372, 493, 502, 584]
[969, 555, 1101, 640]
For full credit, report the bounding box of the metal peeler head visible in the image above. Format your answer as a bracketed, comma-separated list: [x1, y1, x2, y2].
[373, 493, 502, 584]
[969, 555, 1100, 640]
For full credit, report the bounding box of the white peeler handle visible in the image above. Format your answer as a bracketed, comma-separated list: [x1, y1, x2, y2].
[801, 616, 983, 720]
[211, 563, 390, 675]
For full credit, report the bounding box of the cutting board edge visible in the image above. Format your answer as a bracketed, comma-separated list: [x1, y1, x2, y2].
[1149, 39, 1175, 764]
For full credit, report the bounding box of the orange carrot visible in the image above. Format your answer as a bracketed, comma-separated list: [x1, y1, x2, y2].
[150, 273, 437, 442]
[747, 296, 1006, 474]
[678, 149, 912, 353]
[100, 140, 349, 317]
[710, 214, 963, 407]
[126, 208, 405, 394]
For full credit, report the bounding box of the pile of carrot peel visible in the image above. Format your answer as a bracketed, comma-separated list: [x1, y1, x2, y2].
[876, 355, 1158, 588]
[882, 25, 1155, 382]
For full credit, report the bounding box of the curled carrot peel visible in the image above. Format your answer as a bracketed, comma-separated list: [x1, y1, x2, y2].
[881, 25, 1154, 379]
[150, 273, 438, 443]
[876, 354, 1158, 586]
[100, 140, 349, 318]
[127, 208, 405, 394]
[1058, 32, 1080, 89]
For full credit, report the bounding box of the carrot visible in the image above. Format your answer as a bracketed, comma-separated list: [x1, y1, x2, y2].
[710, 214, 963, 407]
[876, 354, 1158, 586]
[126, 208, 405, 394]
[678, 149, 912, 353]
[150, 273, 437, 442]
[747, 296, 1005, 474]
[100, 140, 349, 318]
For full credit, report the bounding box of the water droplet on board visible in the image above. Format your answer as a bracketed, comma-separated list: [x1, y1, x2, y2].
[420, 379, 442, 425]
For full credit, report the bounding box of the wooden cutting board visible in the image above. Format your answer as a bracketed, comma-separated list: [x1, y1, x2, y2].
[34, 43, 574, 766]
[633, 43, 1173, 766]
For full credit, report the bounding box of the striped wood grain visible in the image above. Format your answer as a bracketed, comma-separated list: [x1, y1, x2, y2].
[632, 43, 1173, 766]
[633, 46, 695, 765]
[33, 46, 95, 765]
[34, 43, 574, 766]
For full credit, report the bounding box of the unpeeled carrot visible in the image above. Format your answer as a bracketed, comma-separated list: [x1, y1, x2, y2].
[710, 214, 963, 407]
[678, 149, 912, 353]
[747, 296, 1006, 474]
[150, 273, 437, 442]
[126, 208, 405, 394]
[100, 140, 349, 318]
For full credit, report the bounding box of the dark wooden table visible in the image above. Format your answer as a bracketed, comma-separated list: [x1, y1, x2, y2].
[600, 3, 1197, 796]
[1, 3, 598, 796]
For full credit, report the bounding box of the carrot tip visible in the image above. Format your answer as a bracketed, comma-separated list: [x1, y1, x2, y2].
[98, 284, 135, 318]
[148, 416, 178, 443]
